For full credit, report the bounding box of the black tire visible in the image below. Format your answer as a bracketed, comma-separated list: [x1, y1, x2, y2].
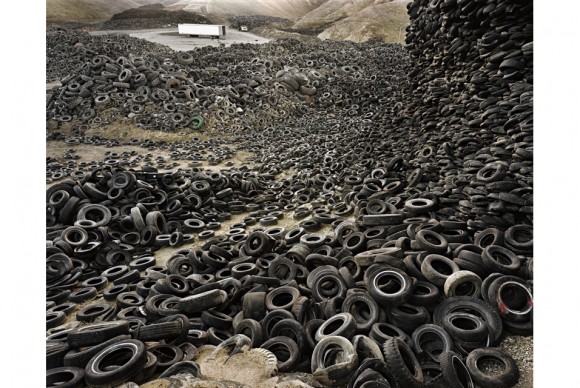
[433, 297, 503, 346]
[366, 267, 414, 307]
[235, 319, 265, 348]
[474, 228, 504, 248]
[481, 245, 521, 275]
[385, 304, 431, 334]
[409, 280, 441, 307]
[201, 309, 234, 331]
[46, 366, 85, 388]
[129, 256, 156, 271]
[81, 276, 108, 292]
[261, 336, 300, 372]
[103, 284, 129, 301]
[440, 312, 489, 343]
[383, 337, 423, 388]
[85, 339, 147, 387]
[439, 350, 474, 388]
[134, 319, 183, 342]
[311, 335, 358, 386]
[47, 311, 66, 330]
[46, 342, 70, 370]
[465, 347, 519, 388]
[421, 254, 460, 287]
[265, 286, 300, 311]
[158, 360, 202, 379]
[268, 257, 298, 285]
[244, 231, 275, 256]
[178, 289, 227, 314]
[242, 291, 267, 321]
[415, 230, 448, 254]
[149, 343, 184, 372]
[64, 334, 131, 368]
[342, 292, 380, 332]
[351, 334, 384, 362]
[444, 271, 482, 298]
[369, 323, 412, 349]
[271, 318, 308, 356]
[412, 324, 454, 363]
[487, 276, 533, 322]
[76, 302, 114, 323]
[67, 320, 130, 348]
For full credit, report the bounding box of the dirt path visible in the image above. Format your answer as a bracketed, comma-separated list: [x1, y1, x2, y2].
[89, 27, 270, 50]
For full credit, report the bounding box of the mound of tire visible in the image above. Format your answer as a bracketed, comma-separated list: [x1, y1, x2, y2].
[46, 0, 532, 386]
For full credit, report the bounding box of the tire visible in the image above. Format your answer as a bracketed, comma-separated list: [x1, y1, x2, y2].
[46, 366, 85, 388]
[440, 312, 489, 343]
[149, 343, 184, 372]
[311, 336, 358, 386]
[265, 286, 300, 311]
[47, 311, 67, 330]
[382, 337, 424, 388]
[342, 292, 380, 332]
[369, 323, 412, 349]
[474, 228, 504, 248]
[234, 319, 265, 348]
[481, 245, 521, 275]
[351, 334, 384, 361]
[271, 318, 308, 356]
[487, 276, 533, 322]
[315, 312, 357, 342]
[46, 342, 70, 370]
[261, 336, 300, 373]
[444, 271, 482, 298]
[76, 302, 115, 323]
[67, 320, 130, 348]
[64, 334, 131, 368]
[421, 254, 460, 286]
[134, 319, 183, 342]
[385, 303, 431, 334]
[411, 324, 454, 363]
[158, 360, 202, 379]
[366, 267, 414, 307]
[201, 309, 234, 331]
[409, 280, 441, 307]
[85, 339, 147, 387]
[415, 230, 448, 254]
[178, 289, 227, 314]
[465, 347, 519, 388]
[439, 350, 474, 388]
[242, 291, 267, 321]
[433, 297, 503, 346]
[244, 231, 275, 256]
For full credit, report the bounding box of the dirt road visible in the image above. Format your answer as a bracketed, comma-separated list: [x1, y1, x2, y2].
[89, 27, 270, 50]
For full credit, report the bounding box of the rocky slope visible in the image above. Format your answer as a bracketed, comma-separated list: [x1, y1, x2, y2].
[47, 0, 141, 24]
[294, 0, 410, 43]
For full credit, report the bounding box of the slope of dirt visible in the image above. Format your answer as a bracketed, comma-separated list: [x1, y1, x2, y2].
[169, 0, 327, 20]
[47, 0, 141, 24]
[294, 0, 410, 43]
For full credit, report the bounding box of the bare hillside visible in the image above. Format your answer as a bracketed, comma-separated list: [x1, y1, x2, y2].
[47, 0, 328, 24]
[294, 0, 410, 43]
[47, 0, 141, 23]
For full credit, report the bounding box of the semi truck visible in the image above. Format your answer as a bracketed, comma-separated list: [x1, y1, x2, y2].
[178, 24, 226, 39]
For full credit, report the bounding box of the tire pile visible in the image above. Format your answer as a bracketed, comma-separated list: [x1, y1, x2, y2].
[47, 33, 408, 132]
[46, 0, 533, 387]
[46, 27, 173, 83]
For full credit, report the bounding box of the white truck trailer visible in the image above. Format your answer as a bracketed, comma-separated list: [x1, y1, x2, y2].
[178, 24, 226, 39]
